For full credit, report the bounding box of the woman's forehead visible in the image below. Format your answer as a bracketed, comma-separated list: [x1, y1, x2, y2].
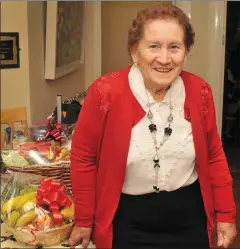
[141, 19, 184, 43]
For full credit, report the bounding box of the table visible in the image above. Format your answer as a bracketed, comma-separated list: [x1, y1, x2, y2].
[0, 223, 96, 249]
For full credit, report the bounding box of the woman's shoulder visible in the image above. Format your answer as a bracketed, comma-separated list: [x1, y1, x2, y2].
[181, 71, 214, 116]
[86, 67, 131, 112]
[88, 67, 131, 97]
[181, 70, 210, 87]
[181, 70, 213, 96]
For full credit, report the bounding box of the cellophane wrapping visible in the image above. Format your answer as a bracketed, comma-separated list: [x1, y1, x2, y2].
[1, 172, 74, 246]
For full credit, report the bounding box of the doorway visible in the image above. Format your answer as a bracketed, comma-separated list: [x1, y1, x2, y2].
[222, 2, 240, 248]
[222, 1, 240, 172]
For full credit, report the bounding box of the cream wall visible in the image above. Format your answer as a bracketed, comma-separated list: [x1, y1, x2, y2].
[84, 2, 102, 88]
[1, 2, 31, 122]
[27, 2, 85, 123]
[1, 1, 101, 124]
[183, 2, 210, 80]
[101, 1, 171, 74]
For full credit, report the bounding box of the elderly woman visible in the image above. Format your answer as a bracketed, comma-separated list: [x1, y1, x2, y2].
[69, 4, 237, 249]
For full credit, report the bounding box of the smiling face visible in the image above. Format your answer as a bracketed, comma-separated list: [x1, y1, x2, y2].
[131, 18, 187, 91]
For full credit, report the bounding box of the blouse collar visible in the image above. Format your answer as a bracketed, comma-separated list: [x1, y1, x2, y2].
[128, 64, 183, 106]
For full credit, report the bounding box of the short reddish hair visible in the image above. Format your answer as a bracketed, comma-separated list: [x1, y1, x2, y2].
[128, 4, 195, 53]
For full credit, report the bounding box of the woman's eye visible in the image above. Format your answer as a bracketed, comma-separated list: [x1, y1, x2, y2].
[170, 45, 179, 49]
[149, 44, 158, 49]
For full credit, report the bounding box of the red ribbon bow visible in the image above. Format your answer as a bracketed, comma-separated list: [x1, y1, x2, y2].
[36, 178, 72, 225]
[45, 121, 63, 141]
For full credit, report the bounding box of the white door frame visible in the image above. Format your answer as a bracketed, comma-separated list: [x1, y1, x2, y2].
[173, 1, 227, 135]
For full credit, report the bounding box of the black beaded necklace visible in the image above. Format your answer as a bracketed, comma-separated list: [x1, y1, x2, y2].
[145, 87, 173, 192]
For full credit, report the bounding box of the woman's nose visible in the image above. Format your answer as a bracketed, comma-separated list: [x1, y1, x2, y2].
[156, 49, 171, 65]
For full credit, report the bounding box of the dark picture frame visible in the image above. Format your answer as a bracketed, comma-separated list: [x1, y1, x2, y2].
[44, 2, 85, 79]
[0, 32, 20, 69]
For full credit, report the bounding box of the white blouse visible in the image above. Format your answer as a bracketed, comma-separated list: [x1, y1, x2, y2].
[122, 65, 198, 195]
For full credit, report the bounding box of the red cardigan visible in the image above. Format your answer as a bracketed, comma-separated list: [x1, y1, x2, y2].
[70, 67, 236, 248]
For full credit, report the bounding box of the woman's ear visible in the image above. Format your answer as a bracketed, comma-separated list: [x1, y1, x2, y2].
[184, 55, 187, 65]
[130, 46, 138, 64]
[183, 48, 191, 65]
[183, 50, 189, 65]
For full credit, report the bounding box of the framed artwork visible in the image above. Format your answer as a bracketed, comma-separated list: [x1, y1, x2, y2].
[0, 32, 20, 69]
[44, 2, 85, 80]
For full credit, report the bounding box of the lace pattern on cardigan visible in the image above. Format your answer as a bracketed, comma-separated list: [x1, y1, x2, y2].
[201, 82, 211, 116]
[184, 81, 211, 122]
[93, 72, 120, 113]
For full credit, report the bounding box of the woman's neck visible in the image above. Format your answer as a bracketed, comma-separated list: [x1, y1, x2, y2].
[145, 83, 170, 102]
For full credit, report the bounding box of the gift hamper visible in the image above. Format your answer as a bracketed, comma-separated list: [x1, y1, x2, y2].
[1, 92, 87, 193]
[1, 140, 72, 193]
[1, 172, 75, 246]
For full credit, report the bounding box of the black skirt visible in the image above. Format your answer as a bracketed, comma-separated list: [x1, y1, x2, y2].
[112, 180, 209, 249]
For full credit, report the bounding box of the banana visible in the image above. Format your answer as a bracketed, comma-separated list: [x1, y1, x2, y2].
[19, 200, 36, 214]
[28, 195, 37, 205]
[15, 210, 37, 227]
[20, 186, 37, 195]
[6, 211, 21, 227]
[15, 192, 36, 211]
[61, 204, 75, 220]
[1, 196, 23, 215]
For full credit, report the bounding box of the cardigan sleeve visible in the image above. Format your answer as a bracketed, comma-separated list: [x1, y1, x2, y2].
[206, 86, 236, 223]
[70, 83, 103, 228]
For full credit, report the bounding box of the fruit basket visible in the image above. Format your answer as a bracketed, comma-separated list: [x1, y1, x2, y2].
[1, 173, 74, 246]
[1, 141, 72, 192]
[5, 161, 72, 193]
[4, 222, 73, 246]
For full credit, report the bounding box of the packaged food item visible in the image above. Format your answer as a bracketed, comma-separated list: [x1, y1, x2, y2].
[1, 172, 74, 246]
[56, 147, 70, 161]
[1, 150, 30, 167]
[28, 148, 50, 165]
[1, 139, 71, 168]
[61, 135, 73, 152]
[5, 126, 12, 145]
[29, 124, 48, 142]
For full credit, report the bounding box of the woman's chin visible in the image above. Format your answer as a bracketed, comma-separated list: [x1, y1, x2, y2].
[153, 77, 175, 88]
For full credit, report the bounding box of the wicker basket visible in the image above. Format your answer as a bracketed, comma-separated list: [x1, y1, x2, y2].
[4, 222, 74, 246]
[4, 161, 72, 193]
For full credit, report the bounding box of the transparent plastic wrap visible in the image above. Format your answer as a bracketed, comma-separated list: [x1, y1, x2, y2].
[29, 123, 48, 142]
[1, 140, 70, 169]
[1, 172, 74, 246]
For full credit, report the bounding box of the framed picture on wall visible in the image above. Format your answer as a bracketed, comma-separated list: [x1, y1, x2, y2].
[44, 2, 85, 80]
[0, 32, 20, 69]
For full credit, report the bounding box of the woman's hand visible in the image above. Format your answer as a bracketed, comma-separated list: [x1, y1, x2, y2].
[217, 222, 237, 248]
[68, 225, 92, 248]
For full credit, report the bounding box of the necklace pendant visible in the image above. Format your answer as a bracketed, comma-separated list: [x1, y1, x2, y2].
[153, 154, 159, 163]
[153, 185, 160, 192]
[164, 126, 172, 136]
[147, 110, 153, 119]
[168, 114, 173, 122]
[148, 124, 157, 132]
[154, 163, 160, 168]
